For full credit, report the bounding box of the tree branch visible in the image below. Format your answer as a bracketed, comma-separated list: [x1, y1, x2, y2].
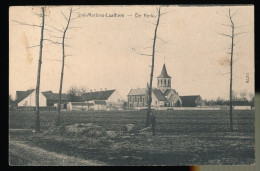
[28, 45, 40, 49]
[156, 36, 168, 43]
[132, 48, 152, 56]
[44, 28, 52, 32]
[72, 7, 80, 12]
[142, 46, 153, 49]
[143, 20, 156, 25]
[52, 26, 64, 33]
[12, 20, 41, 27]
[31, 11, 46, 17]
[234, 32, 247, 36]
[70, 16, 80, 21]
[160, 10, 176, 16]
[44, 39, 62, 45]
[217, 32, 232, 38]
[50, 35, 71, 39]
[68, 26, 81, 29]
[61, 11, 69, 21]
[219, 23, 232, 27]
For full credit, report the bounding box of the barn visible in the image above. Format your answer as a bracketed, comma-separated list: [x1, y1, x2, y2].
[81, 89, 125, 110]
[42, 90, 68, 108]
[179, 95, 202, 107]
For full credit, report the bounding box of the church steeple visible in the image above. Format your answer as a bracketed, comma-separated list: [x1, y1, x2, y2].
[157, 64, 171, 94]
[157, 63, 171, 78]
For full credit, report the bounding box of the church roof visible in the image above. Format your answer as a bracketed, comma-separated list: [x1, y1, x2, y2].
[128, 88, 147, 96]
[157, 64, 171, 78]
[163, 89, 177, 96]
[128, 88, 167, 101]
[152, 89, 168, 101]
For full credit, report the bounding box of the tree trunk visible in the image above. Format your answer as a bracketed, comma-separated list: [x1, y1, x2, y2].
[145, 7, 161, 127]
[35, 7, 45, 132]
[229, 10, 234, 132]
[57, 8, 72, 126]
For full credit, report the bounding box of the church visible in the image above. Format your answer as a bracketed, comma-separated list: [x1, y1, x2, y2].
[127, 64, 182, 107]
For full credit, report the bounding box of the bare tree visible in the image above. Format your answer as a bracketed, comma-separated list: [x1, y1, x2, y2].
[66, 86, 86, 102]
[131, 7, 175, 127]
[218, 8, 247, 131]
[50, 7, 80, 125]
[145, 7, 161, 127]
[12, 7, 46, 132]
[239, 90, 247, 101]
[56, 8, 72, 125]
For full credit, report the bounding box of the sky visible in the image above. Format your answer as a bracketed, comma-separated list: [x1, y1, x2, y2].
[9, 5, 254, 101]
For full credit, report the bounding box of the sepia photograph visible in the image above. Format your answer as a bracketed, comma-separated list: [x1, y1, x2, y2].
[9, 5, 254, 166]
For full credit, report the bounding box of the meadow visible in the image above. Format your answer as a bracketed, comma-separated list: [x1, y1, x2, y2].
[9, 110, 255, 165]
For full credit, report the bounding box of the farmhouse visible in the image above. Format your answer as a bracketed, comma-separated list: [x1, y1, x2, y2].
[179, 95, 202, 107]
[127, 64, 182, 107]
[81, 89, 125, 110]
[42, 90, 69, 108]
[15, 89, 69, 108]
[15, 89, 47, 107]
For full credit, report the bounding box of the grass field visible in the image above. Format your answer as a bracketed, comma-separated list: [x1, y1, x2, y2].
[9, 110, 255, 165]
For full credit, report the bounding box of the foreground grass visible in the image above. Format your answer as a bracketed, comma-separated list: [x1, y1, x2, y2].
[9, 110, 255, 165]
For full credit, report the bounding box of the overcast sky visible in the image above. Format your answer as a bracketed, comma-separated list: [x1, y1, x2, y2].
[9, 5, 254, 100]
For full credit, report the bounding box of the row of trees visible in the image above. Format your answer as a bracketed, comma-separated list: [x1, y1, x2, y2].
[12, 6, 251, 133]
[203, 91, 254, 106]
[13, 7, 80, 132]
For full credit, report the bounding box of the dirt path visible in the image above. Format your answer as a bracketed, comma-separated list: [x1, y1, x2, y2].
[9, 140, 107, 166]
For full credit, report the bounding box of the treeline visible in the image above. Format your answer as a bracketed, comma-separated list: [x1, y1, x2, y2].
[203, 98, 254, 106]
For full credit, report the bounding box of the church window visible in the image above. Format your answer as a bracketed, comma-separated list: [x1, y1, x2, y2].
[140, 96, 142, 102]
[164, 79, 166, 85]
[161, 79, 162, 85]
[168, 79, 170, 86]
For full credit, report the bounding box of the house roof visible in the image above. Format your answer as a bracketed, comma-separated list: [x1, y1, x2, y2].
[16, 91, 26, 100]
[42, 92, 69, 101]
[15, 89, 35, 103]
[157, 64, 171, 78]
[152, 89, 168, 101]
[94, 100, 107, 105]
[180, 95, 201, 106]
[82, 90, 115, 101]
[42, 90, 53, 94]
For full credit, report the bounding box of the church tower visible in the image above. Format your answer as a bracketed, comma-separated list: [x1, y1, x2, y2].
[157, 63, 171, 94]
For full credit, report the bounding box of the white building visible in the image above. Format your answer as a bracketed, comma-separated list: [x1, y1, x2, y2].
[81, 89, 125, 110]
[15, 89, 47, 107]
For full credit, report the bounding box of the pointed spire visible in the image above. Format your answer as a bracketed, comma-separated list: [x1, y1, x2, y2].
[157, 63, 171, 78]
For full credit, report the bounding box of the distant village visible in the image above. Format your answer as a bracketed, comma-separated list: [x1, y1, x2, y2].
[10, 63, 253, 111]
